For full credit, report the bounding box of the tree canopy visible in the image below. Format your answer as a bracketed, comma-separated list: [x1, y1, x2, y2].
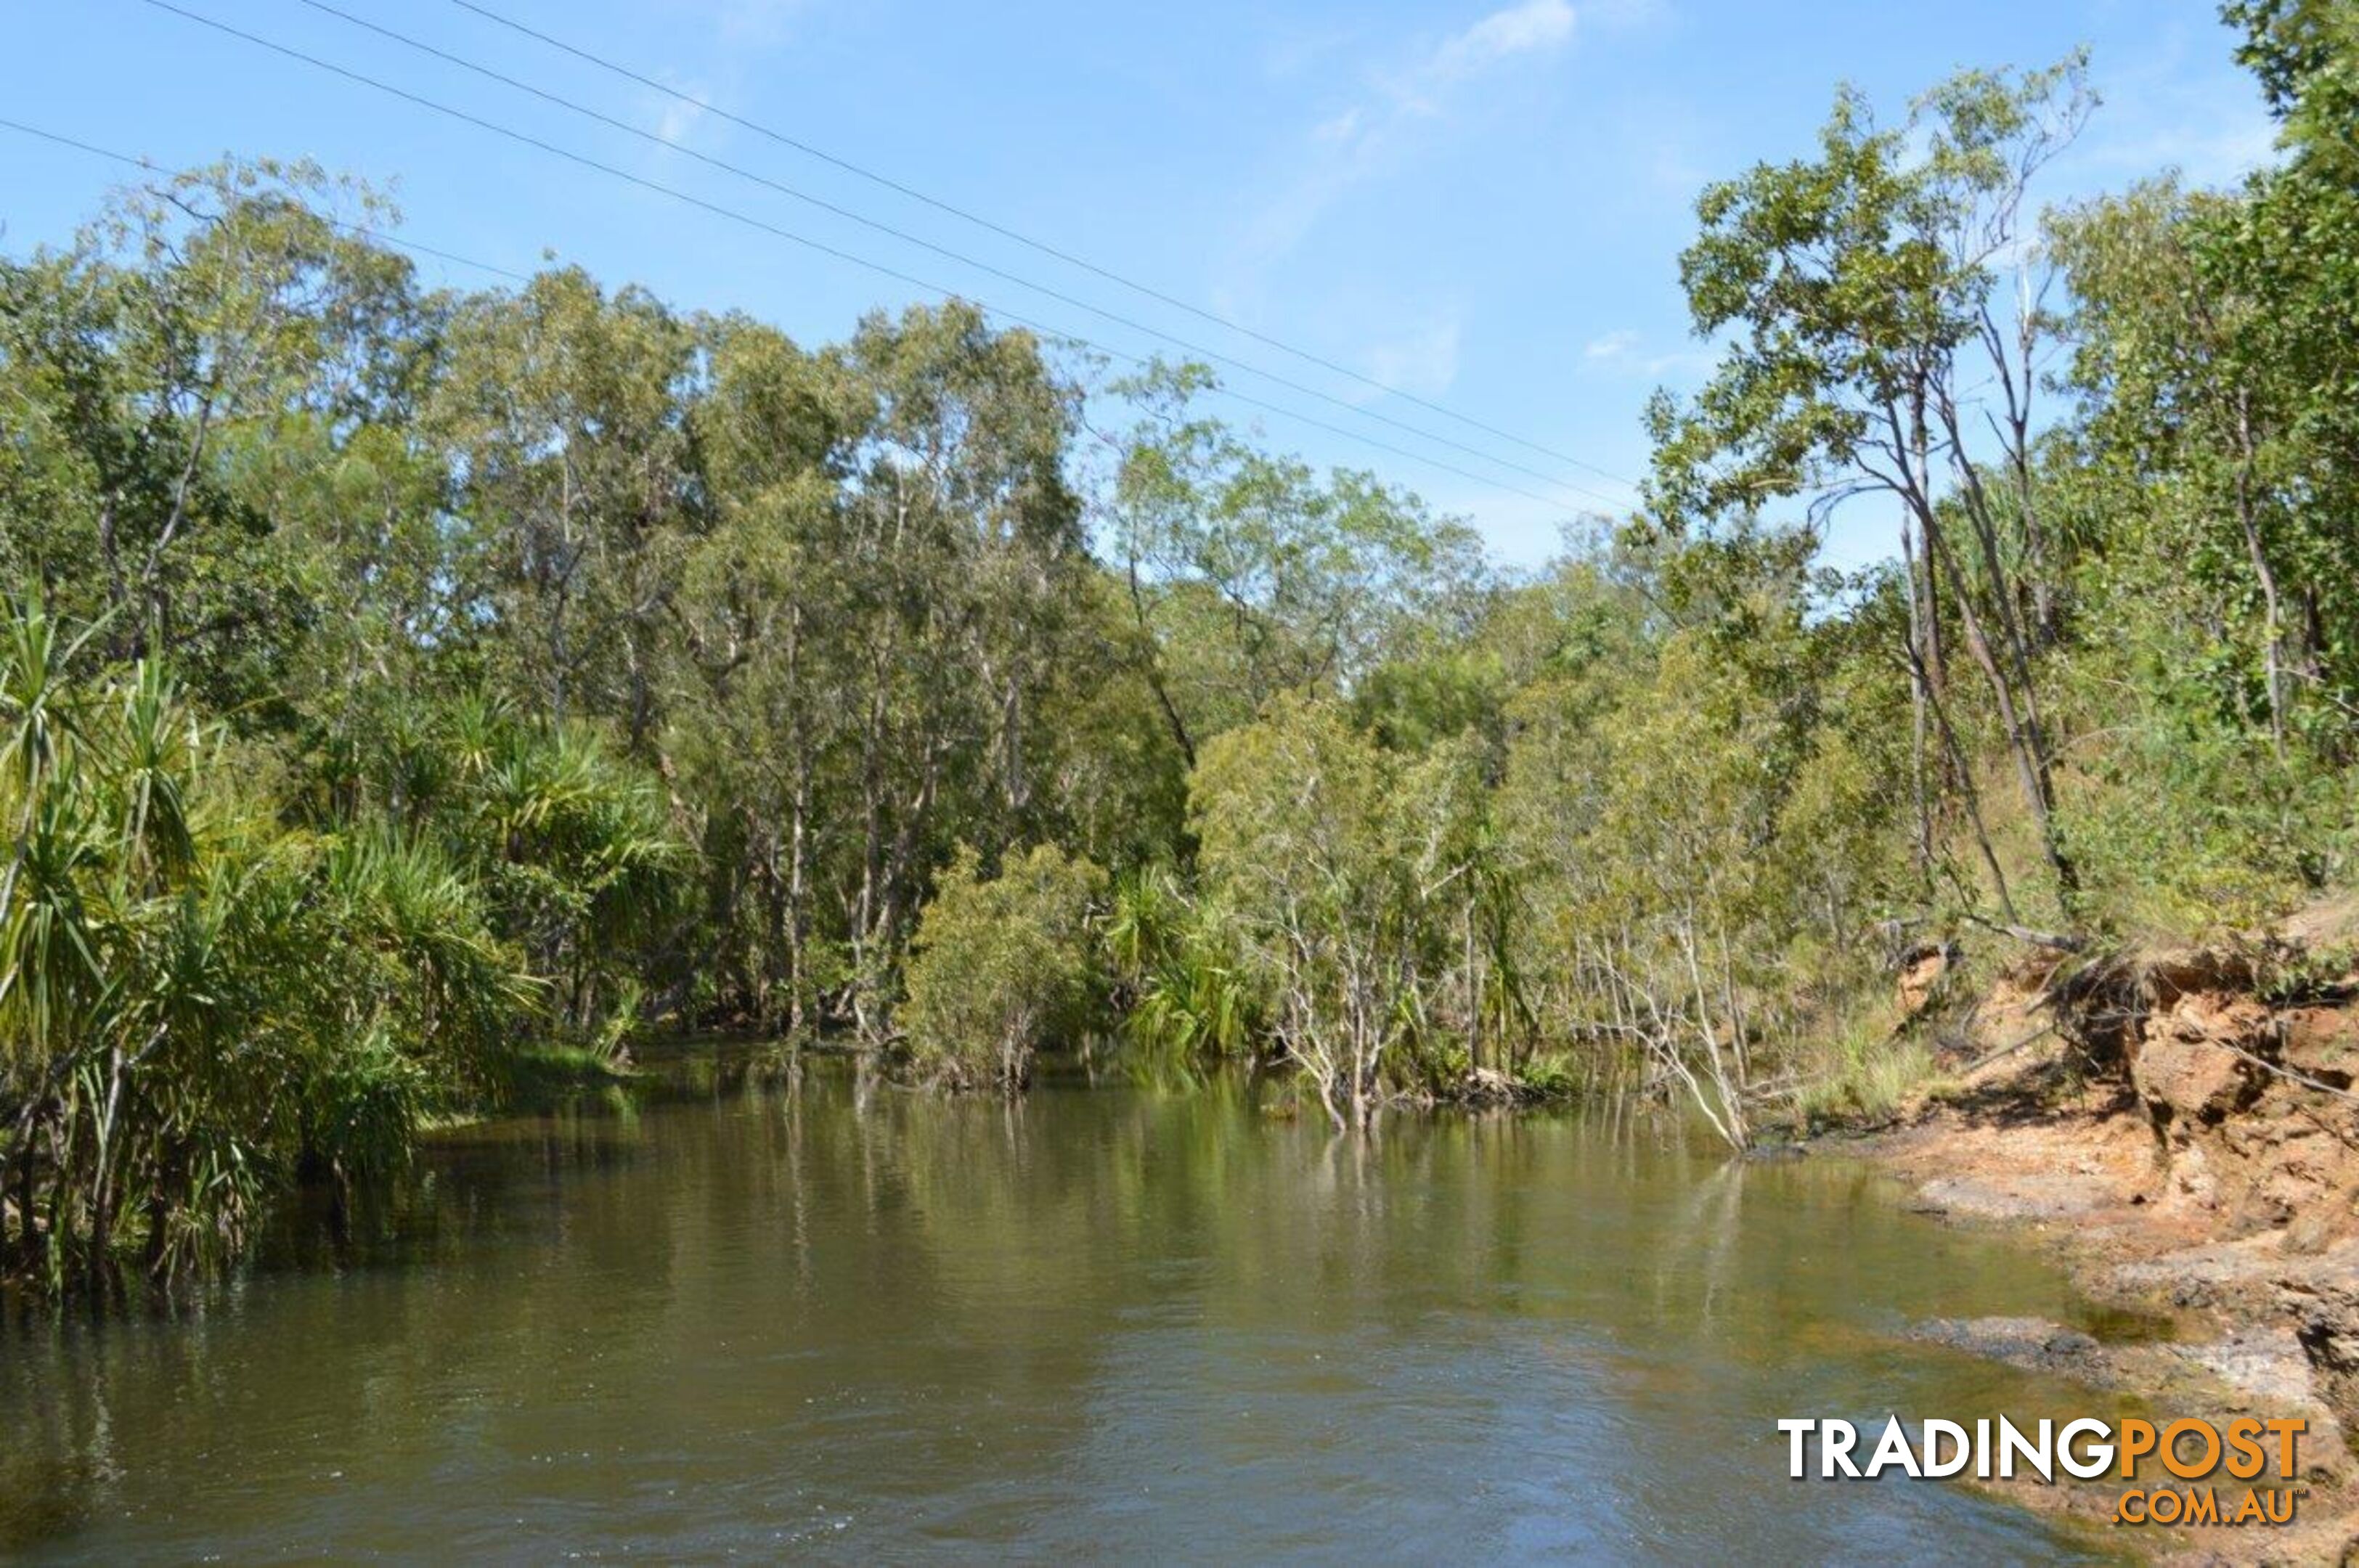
[7, 4, 2358, 1286]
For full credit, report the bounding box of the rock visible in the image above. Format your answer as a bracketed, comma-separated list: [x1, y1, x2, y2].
[2132, 987, 2271, 1126]
[1960, 967, 2053, 1063]
[1897, 942, 1952, 1017]
[2289, 1206, 2349, 1257]
[2278, 893, 2359, 966]
[2114, 1236, 2286, 1309]
[2283, 1003, 2359, 1081]
[1458, 1067, 1523, 1107]
[1916, 1173, 2110, 1222]
[2141, 947, 2260, 1002]
[1912, 1315, 2102, 1375]
[2177, 1324, 2317, 1408]
[2276, 1241, 2359, 1466]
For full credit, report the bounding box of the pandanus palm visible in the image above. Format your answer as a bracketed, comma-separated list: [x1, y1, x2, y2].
[1, 589, 677, 1291]
[1107, 866, 1258, 1064]
[463, 720, 685, 1032]
[102, 658, 199, 887]
[0, 598, 110, 1277]
[0, 597, 109, 1066]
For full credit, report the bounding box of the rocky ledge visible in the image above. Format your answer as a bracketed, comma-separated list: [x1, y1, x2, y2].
[1825, 931, 2359, 1561]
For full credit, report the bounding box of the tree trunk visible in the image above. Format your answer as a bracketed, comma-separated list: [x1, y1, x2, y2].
[2234, 392, 2289, 761]
[1920, 508, 2077, 900]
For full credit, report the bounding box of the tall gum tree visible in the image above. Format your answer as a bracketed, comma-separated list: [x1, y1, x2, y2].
[1643, 57, 2095, 926]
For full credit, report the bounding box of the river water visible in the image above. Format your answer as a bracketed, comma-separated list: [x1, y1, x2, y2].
[0, 1051, 2132, 1561]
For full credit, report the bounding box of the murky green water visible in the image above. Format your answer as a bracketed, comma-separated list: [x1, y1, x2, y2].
[1, 1052, 2130, 1561]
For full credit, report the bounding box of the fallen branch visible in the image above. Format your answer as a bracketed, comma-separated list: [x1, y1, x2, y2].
[2215, 1037, 2359, 1106]
[1964, 912, 2086, 952]
[1951, 1019, 2058, 1079]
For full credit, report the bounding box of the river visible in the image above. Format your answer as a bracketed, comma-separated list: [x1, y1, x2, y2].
[0, 1048, 2131, 1561]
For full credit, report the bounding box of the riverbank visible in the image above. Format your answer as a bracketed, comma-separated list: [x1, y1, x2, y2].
[1812, 936, 2359, 1561]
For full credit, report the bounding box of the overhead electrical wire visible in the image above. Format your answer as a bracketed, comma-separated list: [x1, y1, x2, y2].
[439, 0, 1635, 487]
[277, 0, 1621, 505]
[0, 116, 532, 282]
[0, 113, 1600, 516]
[124, 0, 1628, 511]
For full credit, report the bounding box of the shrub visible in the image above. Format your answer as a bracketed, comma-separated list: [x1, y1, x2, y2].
[900, 845, 1106, 1090]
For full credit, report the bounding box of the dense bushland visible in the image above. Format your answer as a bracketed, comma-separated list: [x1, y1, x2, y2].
[4, 2, 2355, 1286]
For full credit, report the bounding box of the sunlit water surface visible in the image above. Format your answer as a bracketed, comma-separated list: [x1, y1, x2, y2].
[0, 1051, 2131, 1561]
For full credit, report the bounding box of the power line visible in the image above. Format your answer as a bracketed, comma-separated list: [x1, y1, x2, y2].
[0, 116, 532, 282]
[282, 0, 1617, 506]
[126, 0, 1622, 510]
[1, 114, 1597, 517]
[441, 0, 1634, 489]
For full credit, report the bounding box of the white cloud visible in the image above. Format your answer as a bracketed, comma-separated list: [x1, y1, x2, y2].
[1312, 107, 1365, 146]
[1217, 1, 1647, 433]
[1578, 0, 1663, 23]
[1579, 330, 1708, 380]
[651, 76, 718, 145]
[1238, 1, 1593, 264]
[2057, 25, 2279, 195]
[709, 0, 804, 44]
[1428, 0, 1576, 86]
[630, 1, 792, 168]
[1638, 348, 1710, 378]
[2085, 117, 2278, 191]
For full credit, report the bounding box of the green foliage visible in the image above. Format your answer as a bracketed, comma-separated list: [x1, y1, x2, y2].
[1105, 864, 1260, 1063]
[0, 160, 424, 706]
[2050, 624, 2342, 936]
[1650, 54, 2098, 918]
[1184, 694, 1499, 1129]
[2034, 3, 2359, 928]
[900, 844, 1107, 1091]
[1790, 1024, 1934, 1130]
[0, 596, 541, 1289]
[1105, 360, 1489, 759]
[9, 7, 2359, 1274]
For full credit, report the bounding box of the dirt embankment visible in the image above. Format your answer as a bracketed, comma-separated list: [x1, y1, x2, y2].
[1824, 928, 2359, 1561]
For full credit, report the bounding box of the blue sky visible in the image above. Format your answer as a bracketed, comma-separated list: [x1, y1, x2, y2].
[1, 0, 2277, 571]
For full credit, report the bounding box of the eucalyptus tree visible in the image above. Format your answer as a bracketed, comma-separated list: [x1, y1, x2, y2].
[432, 266, 701, 742]
[2047, 165, 2359, 764]
[1188, 694, 1493, 1130]
[2215, 0, 2359, 638]
[2022, 1, 2359, 922]
[818, 302, 1095, 1037]
[1645, 57, 2095, 916]
[0, 160, 426, 705]
[663, 316, 852, 1029]
[1105, 362, 1488, 763]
